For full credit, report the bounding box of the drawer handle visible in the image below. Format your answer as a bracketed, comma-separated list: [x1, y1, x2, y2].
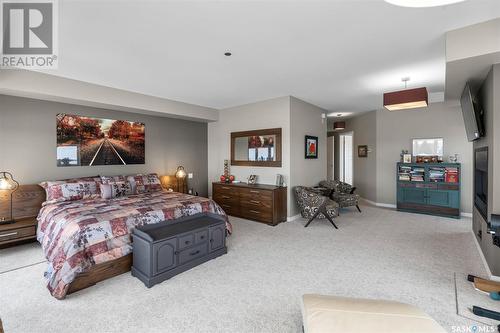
[185, 240, 190, 245]
[221, 195, 230, 199]
[200, 236, 205, 239]
[221, 187, 230, 190]
[0, 232, 18, 238]
[250, 190, 260, 193]
[174, 251, 179, 255]
[190, 250, 200, 256]
[222, 204, 230, 208]
[249, 210, 260, 214]
[250, 200, 260, 204]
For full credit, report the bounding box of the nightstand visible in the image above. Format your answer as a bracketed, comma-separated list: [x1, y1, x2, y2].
[0, 217, 37, 248]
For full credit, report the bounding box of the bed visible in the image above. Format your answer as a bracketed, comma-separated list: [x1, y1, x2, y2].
[37, 189, 230, 299]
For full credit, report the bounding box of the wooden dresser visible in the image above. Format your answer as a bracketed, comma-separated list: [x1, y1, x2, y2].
[212, 182, 287, 225]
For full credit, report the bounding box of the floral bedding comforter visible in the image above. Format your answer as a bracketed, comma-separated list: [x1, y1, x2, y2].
[37, 190, 230, 299]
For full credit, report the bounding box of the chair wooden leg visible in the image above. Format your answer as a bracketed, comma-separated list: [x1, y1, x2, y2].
[356, 205, 361, 213]
[324, 213, 338, 229]
[304, 209, 321, 228]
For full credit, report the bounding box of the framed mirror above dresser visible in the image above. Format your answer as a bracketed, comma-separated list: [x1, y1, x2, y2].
[230, 128, 282, 167]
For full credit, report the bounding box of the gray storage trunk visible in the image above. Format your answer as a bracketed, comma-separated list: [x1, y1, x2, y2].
[131, 213, 227, 288]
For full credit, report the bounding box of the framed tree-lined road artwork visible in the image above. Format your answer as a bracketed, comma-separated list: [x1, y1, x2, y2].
[56, 114, 145, 167]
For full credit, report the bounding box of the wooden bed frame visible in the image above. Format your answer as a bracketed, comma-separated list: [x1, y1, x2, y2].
[11, 176, 187, 298]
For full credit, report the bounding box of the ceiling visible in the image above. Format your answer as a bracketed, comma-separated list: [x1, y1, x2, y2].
[41, 0, 500, 113]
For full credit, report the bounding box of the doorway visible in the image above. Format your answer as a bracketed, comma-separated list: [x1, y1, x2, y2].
[327, 136, 335, 180]
[339, 132, 353, 185]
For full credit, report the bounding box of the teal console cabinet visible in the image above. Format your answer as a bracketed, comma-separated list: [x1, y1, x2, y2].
[397, 163, 461, 218]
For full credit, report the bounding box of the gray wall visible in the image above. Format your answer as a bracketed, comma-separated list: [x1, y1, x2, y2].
[0, 94, 209, 196]
[376, 101, 473, 213]
[329, 112, 377, 202]
[473, 64, 500, 276]
[289, 97, 327, 216]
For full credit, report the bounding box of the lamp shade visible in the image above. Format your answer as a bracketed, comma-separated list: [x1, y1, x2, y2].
[383, 87, 428, 111]
[0, 172, 18, 191]
[333, 121, 346, 130]
[175, 166, 187, 179]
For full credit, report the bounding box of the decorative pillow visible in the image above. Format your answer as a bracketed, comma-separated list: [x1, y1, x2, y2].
[100, 181, 132, 199]
[100, 175, 127, 184]
[40, 178, 102, 204]
[127, 173, 162, 194]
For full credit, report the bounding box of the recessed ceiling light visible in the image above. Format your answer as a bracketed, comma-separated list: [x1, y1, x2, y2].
[224, 51, 232, 56]
[384, 0, 466, 7]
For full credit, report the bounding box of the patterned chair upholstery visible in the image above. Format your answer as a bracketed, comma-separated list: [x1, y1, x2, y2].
[294, 186, 340, 228]
[319, 180, 361, 213]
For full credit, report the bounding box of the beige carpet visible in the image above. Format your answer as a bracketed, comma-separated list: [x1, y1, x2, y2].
[0, 204, 497, 333]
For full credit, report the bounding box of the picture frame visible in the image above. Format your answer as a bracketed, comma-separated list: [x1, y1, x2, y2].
[403, 154, 412, 163]
[305, 135, 318, 159]
[358, 145, 368, 158]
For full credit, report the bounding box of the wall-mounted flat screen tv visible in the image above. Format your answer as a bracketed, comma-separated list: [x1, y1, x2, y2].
[460, 83, 484, 142]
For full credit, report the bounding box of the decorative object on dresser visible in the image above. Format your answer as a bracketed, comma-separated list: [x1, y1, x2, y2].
[212, 182, 287, 225]
[220, 159, 235, 183]
[357, 145, 368, 158]
[276, 174, 285, 187]
[0, 185, 45, 248]
[305, 135, 318, 159]
[231, 128, 282, 167]
[397, 162, 461, 218]
[131, 213, 227, 288]
[247, 175, 257, 185]
[0, 172, 19, 224]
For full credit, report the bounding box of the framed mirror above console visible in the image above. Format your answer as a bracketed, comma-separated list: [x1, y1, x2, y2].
[230, 128, 282, 167]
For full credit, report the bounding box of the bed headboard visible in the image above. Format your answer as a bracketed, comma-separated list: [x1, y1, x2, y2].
[0, 185, 45, 219]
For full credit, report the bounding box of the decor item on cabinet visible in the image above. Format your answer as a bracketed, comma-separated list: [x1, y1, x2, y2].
[224, 159, 230, 179]
[449, 154, 459, 163]
[247, 175, 258, 185]
[231, 128, 282, 167]
[383, 77, 428, 111]
[212, 182, 287, 225]
[305, 135, 318, 159]
[276, 174, 285, 187]
[415, 155, 440, 163]
[56, 114, 145, 167]
[0, 172, 19, 225]
[400, 149, 409, 162]
[333, 121, 346, 130]
[397, 162, 461, 218]
[358, 145, 368, 158]
[403, 154, 412, 163]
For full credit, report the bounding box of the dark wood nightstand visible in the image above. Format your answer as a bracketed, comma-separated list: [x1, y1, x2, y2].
[0, 217, 37, 248]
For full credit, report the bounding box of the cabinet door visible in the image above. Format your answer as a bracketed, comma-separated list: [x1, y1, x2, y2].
[399, 187, 427, 205]
[209, 225, 225, 252]
[427, 189, 459, 208]
[153, 238, 177, 275]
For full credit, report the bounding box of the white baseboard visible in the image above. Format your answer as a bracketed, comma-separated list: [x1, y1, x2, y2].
[287, 214, 301, 222]
[361, 198, 397, 209]
[461, 212, 473, 218]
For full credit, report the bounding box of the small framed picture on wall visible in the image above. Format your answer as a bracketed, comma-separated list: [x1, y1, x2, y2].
[358, 145, 368, 158]
[305, 135, 318, 159]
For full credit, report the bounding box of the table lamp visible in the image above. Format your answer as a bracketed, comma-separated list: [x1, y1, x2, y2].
[175, 166, 187, 193]
[0, 171, 19, 225]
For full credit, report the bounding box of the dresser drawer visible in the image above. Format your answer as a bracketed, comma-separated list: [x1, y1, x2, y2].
[213, 184, 238, 195]
[0, 226, 36, 242]
[243, 208, 273, 223]
[218, 202, 240, 216]
[240, 198, 272, 210]
[213, 193, 238, 204]
[239, 188, 273, 199]
[178, 243, 208, 265]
